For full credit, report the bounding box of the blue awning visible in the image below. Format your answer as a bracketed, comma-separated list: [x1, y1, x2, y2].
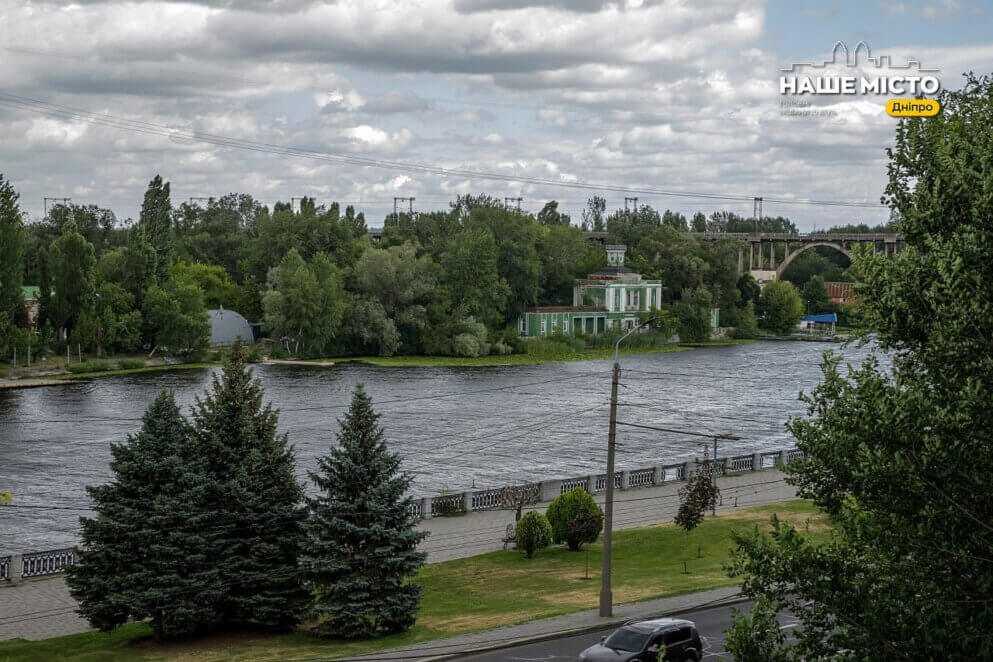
[802, 313, 837, 323]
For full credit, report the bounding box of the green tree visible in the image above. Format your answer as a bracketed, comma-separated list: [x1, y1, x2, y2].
[536, 200, 570, 226]
[757, 280, 803, 334]
[673, 288, 712, 342]
[138, 175, 174, 281]
[79, 282, 142, 356]
[440, 226, 510, 330]
[338, 295, 401, 357]
[96, 228, 157, 311]
[724, 597, 791, 662]
[66, 392, 224, 638]
[170, 261, 239, 309]
[737, 273, 760, 306]
[581, 195, 606, 232]
[727, 74, 993, 660]
[0, 175, 25, 329]
[48, 222, 96, 342]
[732, 301, 759, 339]
[802, 275, 829, 313]
[353, 242, 438, 349]
[674, 456, 720, 532]
[537, 225, 603, 305]
[143, 277, 209, 356]
[546, 487, 604, 552]
[300, 385, 426, 638]
[262, 249, 345, 355]
[515, 511, 552, 558]
[191, 343, 308, 630]
[691, 212, 707, 232]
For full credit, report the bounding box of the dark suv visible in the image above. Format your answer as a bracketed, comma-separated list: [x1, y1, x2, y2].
[578, 617, 702, 662]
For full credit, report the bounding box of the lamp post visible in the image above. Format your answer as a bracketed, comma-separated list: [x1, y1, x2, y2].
[600, 317, 654, 617]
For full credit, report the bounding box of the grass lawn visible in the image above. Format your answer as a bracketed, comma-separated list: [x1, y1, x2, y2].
[0, 500, 828, 662]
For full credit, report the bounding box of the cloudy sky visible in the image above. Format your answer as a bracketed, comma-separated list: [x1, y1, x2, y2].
[1, 0, 989, 230]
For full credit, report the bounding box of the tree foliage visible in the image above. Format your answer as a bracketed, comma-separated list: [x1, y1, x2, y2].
[674, 454, 720, 533]
[263, 249, 345, 355]
[0, 174, 25, 329]
[300, 384, 426, 638]
[143, 277, 209, 356]
[546, 487, 604, 551]
[757, 280, 803, 334]
[67, 391, 222, 639]
[727, 74, 993, 660]
[190, 343, 308, 630]
[515, 511, 552, 559]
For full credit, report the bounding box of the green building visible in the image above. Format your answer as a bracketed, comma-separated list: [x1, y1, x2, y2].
[519, 245, 665, 337]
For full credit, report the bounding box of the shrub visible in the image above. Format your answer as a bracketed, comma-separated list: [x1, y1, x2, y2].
[269, 346, 290, 359]
[68, 361, 111, 374]
[515, 511, 552, 558]
[244, 344, 264, 363]
[546, 487, 604, 551]
[118, 359, 146, 370]
[732, 301, 759, 340]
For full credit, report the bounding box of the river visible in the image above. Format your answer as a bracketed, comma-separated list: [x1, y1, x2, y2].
[0, 340, 879, 551]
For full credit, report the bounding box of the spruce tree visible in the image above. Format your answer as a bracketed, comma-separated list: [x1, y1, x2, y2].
[66, 391, 224, 638]
[191, 341, 308, 630]
[300, 384, 427, 639]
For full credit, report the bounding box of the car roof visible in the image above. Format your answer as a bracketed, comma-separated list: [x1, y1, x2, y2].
[622, 617, 694, 634]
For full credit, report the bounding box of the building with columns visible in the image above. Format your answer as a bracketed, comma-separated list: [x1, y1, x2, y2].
[518, 245, 664, 337]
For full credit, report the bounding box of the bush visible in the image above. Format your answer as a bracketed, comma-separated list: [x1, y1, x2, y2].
[546, 487, 604, 551]
[244, 344, 264, 363]
[269, 346, 290, 359]
[515, 511, 552, 558]
[732, 301, 759, 340]
[68, 361, 112, 374]
[118, 359, 146, 370]
[490, 341, 513, 355]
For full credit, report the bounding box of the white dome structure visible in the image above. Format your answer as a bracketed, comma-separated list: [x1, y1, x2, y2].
[207, 307, 254, 347]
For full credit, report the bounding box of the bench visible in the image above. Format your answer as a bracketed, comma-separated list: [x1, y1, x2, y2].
[502, 523, 516, 550]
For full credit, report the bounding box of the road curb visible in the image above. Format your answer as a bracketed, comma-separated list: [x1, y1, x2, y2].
[412, 593, 751, 661]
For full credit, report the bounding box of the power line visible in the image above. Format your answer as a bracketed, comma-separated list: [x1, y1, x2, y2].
[0, 92, 885, 209]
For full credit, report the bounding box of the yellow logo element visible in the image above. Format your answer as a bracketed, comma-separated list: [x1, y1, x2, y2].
[886, 99, 940, 117]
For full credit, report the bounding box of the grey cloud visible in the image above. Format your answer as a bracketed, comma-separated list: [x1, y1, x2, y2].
[453, 0, 608, 14]
[361, 92, 435, 114]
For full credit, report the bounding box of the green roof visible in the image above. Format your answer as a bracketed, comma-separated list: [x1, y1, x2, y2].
[22, 285, 41, 300]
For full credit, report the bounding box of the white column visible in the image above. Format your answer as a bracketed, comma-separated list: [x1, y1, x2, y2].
[656, 286, 662, 309]
[619, 286, 626, 312]
[606, 286, 614, 312]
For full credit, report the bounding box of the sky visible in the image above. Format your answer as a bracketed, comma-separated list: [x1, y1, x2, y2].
[0, 0, 989, 230]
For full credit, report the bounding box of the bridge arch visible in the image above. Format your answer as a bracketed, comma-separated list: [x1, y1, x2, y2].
[776, 241, 852, 279]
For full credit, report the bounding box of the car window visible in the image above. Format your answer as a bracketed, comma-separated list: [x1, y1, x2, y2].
[663, 629, 687, 645]
[604, 626, 651, 652]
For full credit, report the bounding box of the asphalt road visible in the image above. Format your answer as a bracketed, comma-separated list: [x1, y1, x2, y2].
[456, 601, 800, 661]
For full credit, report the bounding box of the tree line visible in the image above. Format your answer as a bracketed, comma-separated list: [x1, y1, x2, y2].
[0, 177, 869, 363]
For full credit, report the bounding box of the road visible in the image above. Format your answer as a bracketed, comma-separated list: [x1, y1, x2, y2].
[457, 601, 799, 661]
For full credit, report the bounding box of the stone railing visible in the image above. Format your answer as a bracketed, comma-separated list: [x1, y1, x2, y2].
[1, 548, 76, 584]
[3, 448, 802, 582]
[408, 447, 801, 521]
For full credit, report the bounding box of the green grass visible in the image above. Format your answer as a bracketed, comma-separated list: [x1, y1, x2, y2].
[0, 500, 828, 662]
[52, 363, 214, 380]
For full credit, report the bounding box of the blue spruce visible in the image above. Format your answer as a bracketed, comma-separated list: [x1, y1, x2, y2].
[300, 384, 427, 638]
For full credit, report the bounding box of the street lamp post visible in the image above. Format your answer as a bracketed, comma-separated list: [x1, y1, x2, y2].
[600, 318, 653, 617]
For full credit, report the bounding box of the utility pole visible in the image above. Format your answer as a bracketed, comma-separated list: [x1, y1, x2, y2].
[753, 197, 763, 231]
[505, 196, 522, 211]
[600, 318, 653, 618]
[600, 360, 620, 617]
[624, 197, 638, 214]
[43, 197, 71, 218]
[712, 436, 719, 516]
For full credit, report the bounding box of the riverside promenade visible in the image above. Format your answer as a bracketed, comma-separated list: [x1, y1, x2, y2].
[0, 469, 793, 641]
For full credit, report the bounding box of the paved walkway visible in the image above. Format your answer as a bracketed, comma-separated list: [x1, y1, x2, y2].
[419, 469, 794, 561]
[0, 469, 792, 642]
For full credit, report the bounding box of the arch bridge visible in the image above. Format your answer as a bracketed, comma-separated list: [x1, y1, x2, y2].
[589, 231, 904, 280]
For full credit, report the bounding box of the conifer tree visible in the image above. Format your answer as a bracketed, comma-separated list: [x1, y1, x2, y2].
[300, 384, 427, 639]
[190, 341, 308, 630]
[67, 391, 224, 638]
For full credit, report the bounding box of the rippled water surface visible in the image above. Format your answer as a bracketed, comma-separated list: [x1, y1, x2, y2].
[0, 340, 880, 550]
